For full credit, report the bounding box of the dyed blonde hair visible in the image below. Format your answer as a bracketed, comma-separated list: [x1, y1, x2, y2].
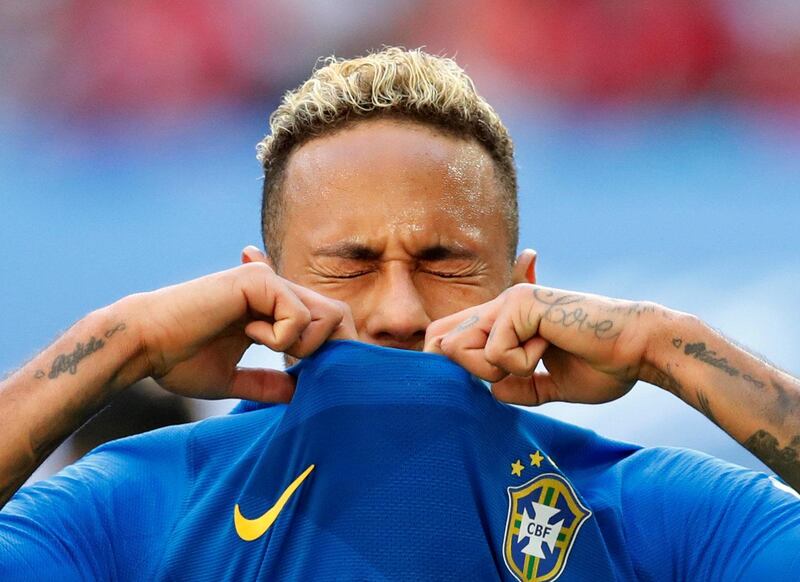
[256, 47, 518, 262]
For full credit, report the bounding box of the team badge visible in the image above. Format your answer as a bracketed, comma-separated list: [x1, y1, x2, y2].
[502, 472, 591, 582]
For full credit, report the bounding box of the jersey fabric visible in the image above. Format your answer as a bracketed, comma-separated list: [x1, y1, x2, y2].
[1, 340, 799, 581]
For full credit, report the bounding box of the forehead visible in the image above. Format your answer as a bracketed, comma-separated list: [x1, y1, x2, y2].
[280, 118, 506, 249]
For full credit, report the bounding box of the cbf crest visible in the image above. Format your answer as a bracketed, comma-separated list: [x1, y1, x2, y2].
[502, 473, 591, 582]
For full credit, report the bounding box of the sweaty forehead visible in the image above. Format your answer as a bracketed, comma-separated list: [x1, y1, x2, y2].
[280, 118, 507, 251]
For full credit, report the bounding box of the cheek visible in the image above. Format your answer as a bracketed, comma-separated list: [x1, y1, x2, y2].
[419, 281, 497, 320]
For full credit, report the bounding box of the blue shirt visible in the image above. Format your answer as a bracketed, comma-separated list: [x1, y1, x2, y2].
[1, 340, 799, 580]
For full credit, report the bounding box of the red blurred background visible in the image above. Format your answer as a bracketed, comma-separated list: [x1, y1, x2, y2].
[3, 0, 799, 120]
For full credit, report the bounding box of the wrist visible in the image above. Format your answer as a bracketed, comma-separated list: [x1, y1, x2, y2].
[91, 294, 152, 394]
[639, 304, 698, 396]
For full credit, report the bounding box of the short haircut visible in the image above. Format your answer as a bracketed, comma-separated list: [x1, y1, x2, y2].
[256, 47, 519, 264]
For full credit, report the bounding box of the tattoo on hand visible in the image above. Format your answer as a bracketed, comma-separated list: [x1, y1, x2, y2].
[605, 302, 658, 316]
[532, 289, 619, 340]
[34, 323, 126, 380]
[455, 315, 479, 332]
[744, 429, 800, 488]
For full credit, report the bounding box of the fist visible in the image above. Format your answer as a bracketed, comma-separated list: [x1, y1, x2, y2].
[126, 258, 356, 403]
[425, 284, 661, 406]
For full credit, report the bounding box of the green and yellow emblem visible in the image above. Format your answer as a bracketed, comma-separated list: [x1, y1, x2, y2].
[502, 473, 591, 581]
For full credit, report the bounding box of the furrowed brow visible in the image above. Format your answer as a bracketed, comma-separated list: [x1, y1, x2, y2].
[313, 242, 381, 261]
[416, 245, 477, 262]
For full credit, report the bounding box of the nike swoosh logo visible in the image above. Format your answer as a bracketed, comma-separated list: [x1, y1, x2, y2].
[234, 464, 315, 542]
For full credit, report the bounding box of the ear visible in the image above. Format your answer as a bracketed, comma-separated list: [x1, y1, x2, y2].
[511, 249, 537, 285]
[241, 245, 273, 268]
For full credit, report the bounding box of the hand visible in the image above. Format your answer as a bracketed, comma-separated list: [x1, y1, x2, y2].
[424, 284, 660, 406]
[125, 251, 356, 403]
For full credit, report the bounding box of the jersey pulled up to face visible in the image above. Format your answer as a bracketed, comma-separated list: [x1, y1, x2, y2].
[2, 341, 799, 581]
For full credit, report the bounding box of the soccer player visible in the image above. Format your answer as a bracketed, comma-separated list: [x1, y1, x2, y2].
[1, 48, 798, 580]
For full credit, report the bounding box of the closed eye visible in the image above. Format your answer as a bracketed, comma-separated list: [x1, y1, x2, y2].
[326, 271, 372, 279]
[422, 269, 477, 279]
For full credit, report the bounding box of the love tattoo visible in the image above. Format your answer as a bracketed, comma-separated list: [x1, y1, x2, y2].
[531, 289, 619, 340]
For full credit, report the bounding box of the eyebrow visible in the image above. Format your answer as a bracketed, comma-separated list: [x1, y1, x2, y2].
[313, 242, 477, 261]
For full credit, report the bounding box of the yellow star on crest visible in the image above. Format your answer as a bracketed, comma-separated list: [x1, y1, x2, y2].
[529, 451, 544, 467]
[510, 459, 524, 477]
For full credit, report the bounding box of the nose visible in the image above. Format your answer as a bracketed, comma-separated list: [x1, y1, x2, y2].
[363, 264, 431, 349]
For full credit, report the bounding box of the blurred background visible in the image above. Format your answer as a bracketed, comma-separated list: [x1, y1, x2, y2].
[1, 0, 798, 482]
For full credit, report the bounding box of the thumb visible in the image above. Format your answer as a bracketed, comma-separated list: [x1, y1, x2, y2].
[228, 367, 296, 403]
[491, 371, 559, 406]
[511, 249, 537, 286]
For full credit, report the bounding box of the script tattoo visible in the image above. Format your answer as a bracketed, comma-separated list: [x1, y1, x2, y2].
[683, 342, 740, 377]
[35, 323, 127, 380]
[674, 337, 768, 390]
[531, 289, 618, 340]
[47, 337, 105, 378]
[744, 430, 800, 489]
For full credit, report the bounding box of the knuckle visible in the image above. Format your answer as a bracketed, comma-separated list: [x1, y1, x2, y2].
[331, 297, 349, 310]
[483, 342, 505, 366]
[295, 306, 313, 328]
[241, 261, 274, 278]
[327, 299, 348, 323]
[438, 334, 456, 353]
[507, 283, 533, 302]
[426, 319, 448, 338]
[335, 299, 353, 318]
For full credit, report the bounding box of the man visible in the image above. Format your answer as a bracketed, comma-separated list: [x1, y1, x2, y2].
[1, 47, 798, 580]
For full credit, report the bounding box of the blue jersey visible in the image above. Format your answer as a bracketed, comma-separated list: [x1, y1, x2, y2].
[1, 340, 799, 580]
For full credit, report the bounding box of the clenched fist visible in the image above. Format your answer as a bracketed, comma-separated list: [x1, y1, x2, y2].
[425, 284, 663, 406]
[127, 258, 356, 403]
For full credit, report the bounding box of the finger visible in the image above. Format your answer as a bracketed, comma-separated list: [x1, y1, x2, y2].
[511, 249, 537, 285]
[283, 282, 357, 355]
[241, 245, 268, 264]
[239, 263, 312, 352]
[424, 334, 445, 355]
[228, 367, 296, 403]
[491, 371, 560, 406]
[330, 301, 358, 340]
[486, 334, 549, 377]
[424, 302, 494, 353]
[484, 296, 548, 376]
[438, 315, 508, 382]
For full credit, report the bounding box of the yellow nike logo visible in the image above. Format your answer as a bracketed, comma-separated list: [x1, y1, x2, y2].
[233, 464, 315, 542]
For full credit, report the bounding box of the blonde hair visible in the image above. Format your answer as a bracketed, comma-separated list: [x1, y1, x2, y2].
[257, 47, 518, 261]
